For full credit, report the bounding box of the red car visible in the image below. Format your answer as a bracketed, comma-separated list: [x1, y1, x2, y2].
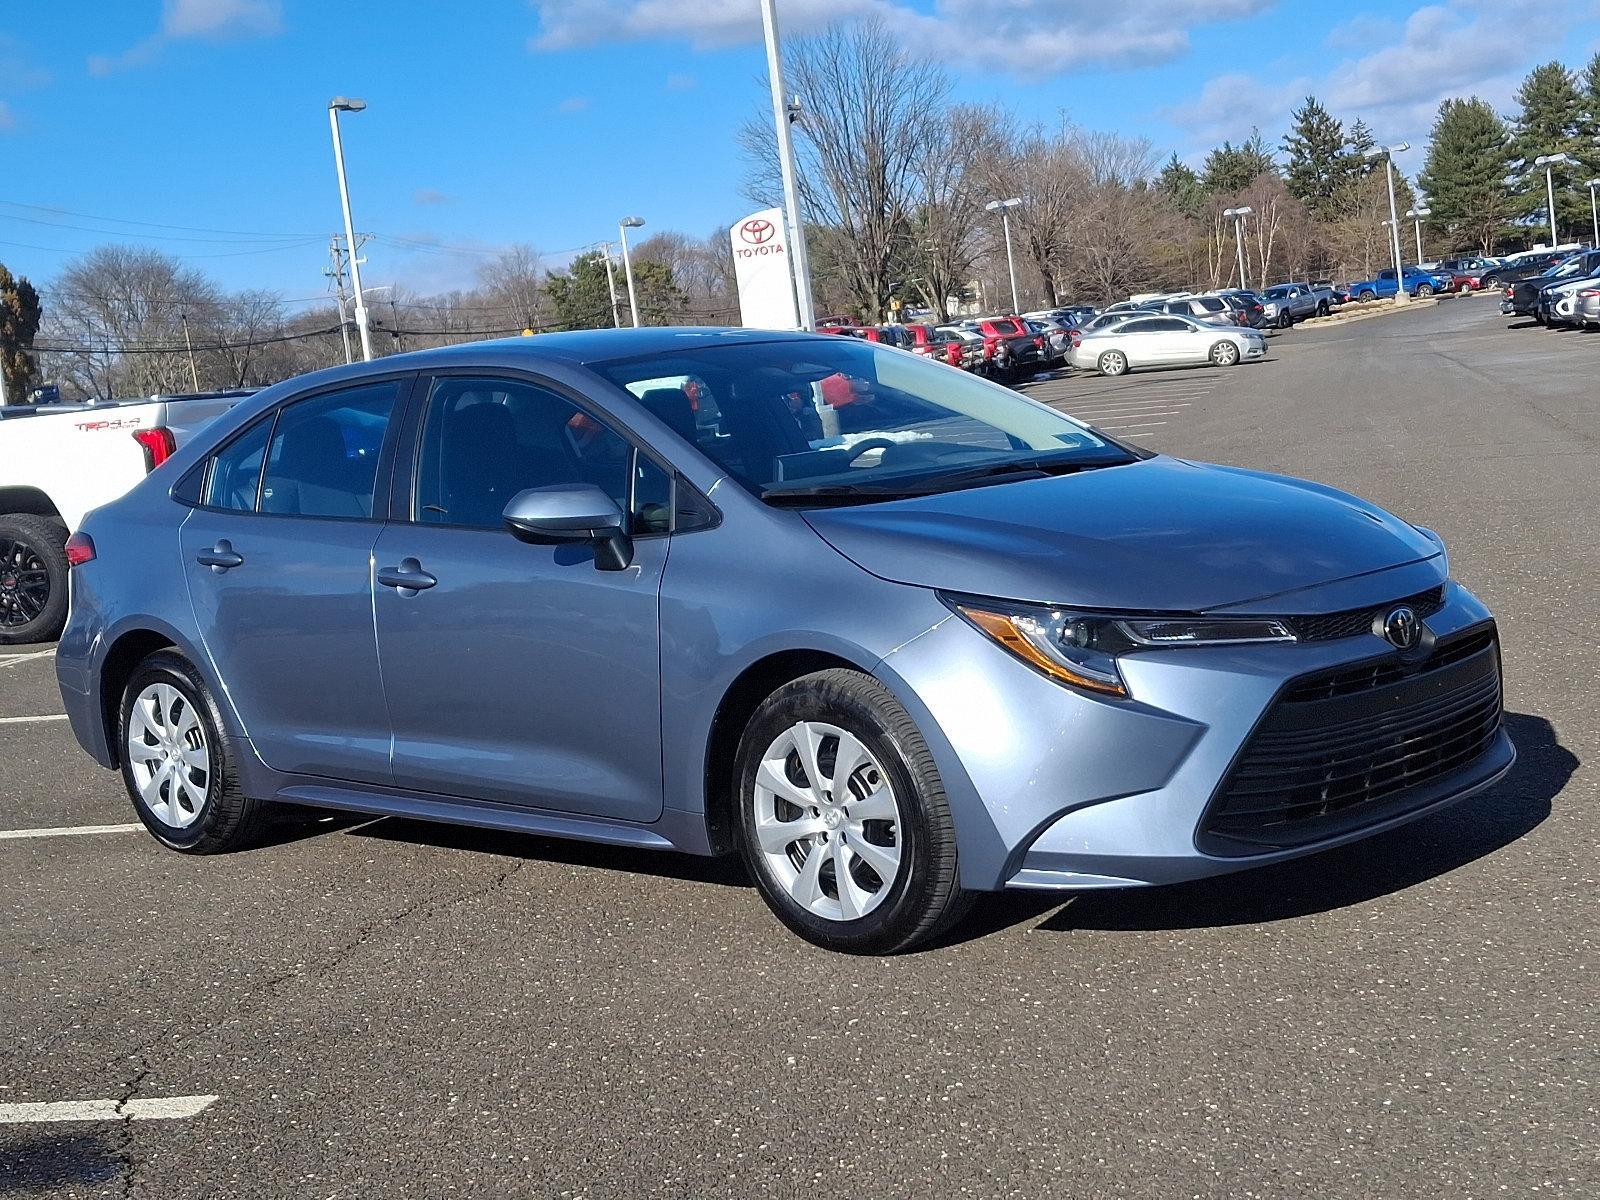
[904, 323, 966, 368]
[961, 316, 1046, 378]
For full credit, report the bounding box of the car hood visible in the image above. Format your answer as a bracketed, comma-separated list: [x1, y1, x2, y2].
[801, 456, 1440, 613]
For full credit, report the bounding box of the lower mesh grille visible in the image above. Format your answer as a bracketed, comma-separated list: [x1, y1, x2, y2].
[1198, 626, 1503, 854]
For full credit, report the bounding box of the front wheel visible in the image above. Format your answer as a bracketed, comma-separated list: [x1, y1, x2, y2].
[1416, 284, 1434, 298]
[1316, 300, 1330, 317]
[119, 650, 266, 854]
[1097, 350, 1129, 377]
[1277, 311, 1293, 329]
[0, 515, 69, 645]
[1209, 340, 1241, 367]
[735, 669, 969, 954]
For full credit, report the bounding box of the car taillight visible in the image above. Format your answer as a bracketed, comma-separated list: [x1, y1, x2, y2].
[132, 427, 176, 471]
[1504, 287, 1513, 297]
[1033, 335, 1045, 348]
[65, 532, 96, 567]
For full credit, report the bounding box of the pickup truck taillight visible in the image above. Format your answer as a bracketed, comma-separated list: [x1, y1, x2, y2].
[132, 427, 176, 471]
[64, 532, 96, 567]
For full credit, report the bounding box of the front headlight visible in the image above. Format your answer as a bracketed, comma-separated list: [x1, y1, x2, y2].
[945, 596, 1297, 698]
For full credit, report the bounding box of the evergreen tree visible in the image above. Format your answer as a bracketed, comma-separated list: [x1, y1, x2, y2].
[1282, 96, 1347, 219]
[1418, 97, 1516, 254]
[1346, 119, 1377, 170]
[1581, 51, 1600, 180]
[543, 251, 684, 329]
[0, 263, 42, 400]
[1201, 130, 1278, 194]
[1510, 62, 1588, 239]
[1157, 154, 1206, 218]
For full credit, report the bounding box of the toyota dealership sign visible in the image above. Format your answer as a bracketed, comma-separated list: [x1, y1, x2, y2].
[730, 207, 800, 330]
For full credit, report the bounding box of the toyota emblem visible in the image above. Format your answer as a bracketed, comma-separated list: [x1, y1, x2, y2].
[740, 219, 776, 245]
[1381, 606, 1420, 650]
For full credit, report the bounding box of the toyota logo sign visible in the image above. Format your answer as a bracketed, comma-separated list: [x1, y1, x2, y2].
[739, 219, 776, 245]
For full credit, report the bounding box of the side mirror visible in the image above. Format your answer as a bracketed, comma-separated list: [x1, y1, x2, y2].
[502, 484, 632, 571]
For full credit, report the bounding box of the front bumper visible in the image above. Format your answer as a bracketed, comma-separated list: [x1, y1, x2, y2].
[877, 573, 1513, 892]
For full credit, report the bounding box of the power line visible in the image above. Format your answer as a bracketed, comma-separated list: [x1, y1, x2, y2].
[0, 236, 326, 259]
[0, 211, 321, 245]
[0, 200, 321, 239]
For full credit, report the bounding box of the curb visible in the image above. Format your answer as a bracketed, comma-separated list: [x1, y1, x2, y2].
[1300, 297, 1442, 328]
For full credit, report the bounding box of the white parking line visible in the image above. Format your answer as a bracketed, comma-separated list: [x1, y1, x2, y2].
[1101, 422, 1168, 431]
[0, 823, 143, 841]
[0, 714, 68, 725]
[0, 648, 55, 669]
[0, 1095, 218, 1123]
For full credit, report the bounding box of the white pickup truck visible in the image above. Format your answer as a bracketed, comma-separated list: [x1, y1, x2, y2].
[0, 392, 252, 644]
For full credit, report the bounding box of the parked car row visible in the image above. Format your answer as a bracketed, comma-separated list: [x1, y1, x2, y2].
[1499, 246, 1600, 328]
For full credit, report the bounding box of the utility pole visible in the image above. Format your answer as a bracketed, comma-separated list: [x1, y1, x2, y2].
[1223, 207, 1253, 289]
[179, 311, 201, 391]
[390, 298, 404, 351]
[600, 243, 622, 328]
[325, 236, 354, 365]
[327, 97, 374, 361]
[985, 198, 1023, 312]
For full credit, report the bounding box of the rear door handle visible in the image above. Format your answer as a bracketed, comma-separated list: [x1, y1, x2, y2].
[376, 557, 437, 595]
[196, 540, 244, 572]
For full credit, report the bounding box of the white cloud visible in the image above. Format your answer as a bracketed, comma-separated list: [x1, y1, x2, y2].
[88, 0, 281, 75]
[527, 0, 1276, 76]
[1323, 13, 1399, 50]
[557, 96, 590, 113]
[1175, 0, 1600, 173]
[665, 72, 698, 91]
[412, 188, 455, 207]
[161, 0, 282, 39]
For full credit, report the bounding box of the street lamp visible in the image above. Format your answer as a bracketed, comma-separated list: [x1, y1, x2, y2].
[1222, 206, 1252, 289]
[1534, 153, 1573, 250]
[618, 217, 645, 328]
[1587, 178, 1600, 249]
[327, 96, 374, 361]
[1364, 142, 1410, 304]
[985, 197, 1023, 313]
[1405, 206, 1432, 265]
[759, 0, 816, 330]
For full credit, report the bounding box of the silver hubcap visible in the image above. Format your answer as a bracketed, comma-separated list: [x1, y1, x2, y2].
[752, 721, 903, 922]
[127, 683, 210, 829]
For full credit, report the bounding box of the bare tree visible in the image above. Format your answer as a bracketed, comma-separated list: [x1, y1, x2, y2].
[906, 105, 991, 321]
[742, 18, 950, 322]
[475, 245, 545, 330]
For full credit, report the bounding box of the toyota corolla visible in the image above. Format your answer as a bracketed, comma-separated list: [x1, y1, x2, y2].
[56, 329, 1513, 953]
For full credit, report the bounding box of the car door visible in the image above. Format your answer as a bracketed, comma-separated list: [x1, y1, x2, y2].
[370, 373, 671, 823]
[1140, 316, 1198, 362]
[180, 376, 409, 783]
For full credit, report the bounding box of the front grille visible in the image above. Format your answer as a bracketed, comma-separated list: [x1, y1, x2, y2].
[1280, 585, 1445, 642]
[1198, 626, 1502, 855]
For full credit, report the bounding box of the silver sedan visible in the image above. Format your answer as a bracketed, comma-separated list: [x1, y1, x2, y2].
[1069, 313, 1267, 377]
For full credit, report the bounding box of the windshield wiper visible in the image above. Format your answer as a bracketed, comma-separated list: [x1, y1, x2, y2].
[761, 452, 1134, 506]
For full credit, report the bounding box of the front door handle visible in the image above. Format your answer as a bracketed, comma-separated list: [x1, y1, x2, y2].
[196, 540, 244, 573]
[377, 557, 437, 595]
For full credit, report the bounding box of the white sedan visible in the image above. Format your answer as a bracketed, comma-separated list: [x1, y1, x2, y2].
[1068, 313, 1266, 376]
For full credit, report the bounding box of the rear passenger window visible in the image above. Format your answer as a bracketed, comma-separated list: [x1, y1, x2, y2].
[204, 416, 272, 511]
[260, 381, 398, 519]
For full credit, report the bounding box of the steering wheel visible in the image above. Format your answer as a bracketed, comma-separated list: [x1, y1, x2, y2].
[843, 437, 900, 466]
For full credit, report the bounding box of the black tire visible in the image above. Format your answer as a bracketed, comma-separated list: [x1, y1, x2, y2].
[1416, 284, 1434, 298]
[734, 669, 971, 954]
[1277, 311, 1293, 328]
[118, 650, 266, 854]
[1357, 290, 1374, 304]
[0, 514, 70, 646]
[1209, 340, 1241, 367]
[1097, 349, 1129, 377]
[1316, 300, 1330, 316]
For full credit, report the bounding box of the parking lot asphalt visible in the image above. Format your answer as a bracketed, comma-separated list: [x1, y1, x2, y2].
[2, 297, 1596, 1198]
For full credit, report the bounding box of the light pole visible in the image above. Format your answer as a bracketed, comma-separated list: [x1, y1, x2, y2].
[1223, 206, 1252, 289]
[985, 197, 1023, 312]
[1534, 153, 1572, 249]
[618, 217, 645, 328]
[1587, 178, 1600, 249]
[1364, 142, 1410, 304]
[1405, 206, 1432, 264]
[327, 97, 374, 361]
[759, 0, 816, 330]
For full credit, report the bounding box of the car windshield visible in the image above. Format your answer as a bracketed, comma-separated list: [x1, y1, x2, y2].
[597, 338, 1133, 504]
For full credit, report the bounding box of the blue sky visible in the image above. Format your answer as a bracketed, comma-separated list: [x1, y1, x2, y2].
[4, 0, 1598, 305]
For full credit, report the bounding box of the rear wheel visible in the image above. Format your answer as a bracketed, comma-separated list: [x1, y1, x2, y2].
[1097, 350, 1129, 377]
[735, 669, 970, 954]
[1209, 340, 1241, 367]
[119, 650, 266, 854]
[1357, 290, 1374, 304]
[0, 514, 69, 646]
